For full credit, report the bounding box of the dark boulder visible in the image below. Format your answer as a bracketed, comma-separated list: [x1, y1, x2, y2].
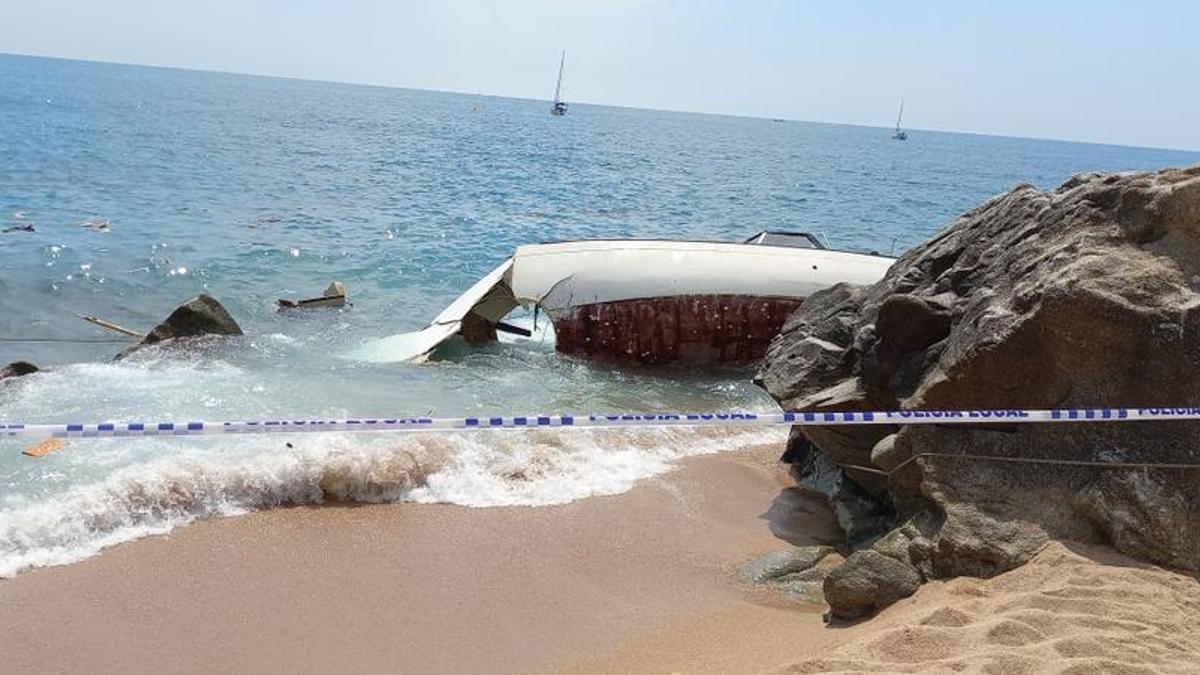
[1, 361, 39, 380]
[118, 295, 243, 359]
[874, 293, 953, 354]
[758, 165, 1200, 579]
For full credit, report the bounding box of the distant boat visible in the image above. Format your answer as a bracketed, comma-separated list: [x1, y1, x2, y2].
[892, 99, 908, 140]
[551, 50, 568, 116]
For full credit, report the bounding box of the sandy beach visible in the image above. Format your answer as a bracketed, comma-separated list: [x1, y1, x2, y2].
[0, 444, 844, 673]
[3, 443, 1200, 674]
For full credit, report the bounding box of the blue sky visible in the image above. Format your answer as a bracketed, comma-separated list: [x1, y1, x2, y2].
[3, 0, 1198, 150]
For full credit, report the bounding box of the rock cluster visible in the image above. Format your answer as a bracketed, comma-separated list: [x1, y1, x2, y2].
[757, 165, 1200, 619]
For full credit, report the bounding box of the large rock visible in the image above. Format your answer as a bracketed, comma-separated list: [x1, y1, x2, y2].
[823, 550, 921, 620]
[758, 165, 1200, 577]
[118, 294, 243, 358]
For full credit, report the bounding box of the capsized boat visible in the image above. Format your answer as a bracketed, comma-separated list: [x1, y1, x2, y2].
[352, 232, 894, 366]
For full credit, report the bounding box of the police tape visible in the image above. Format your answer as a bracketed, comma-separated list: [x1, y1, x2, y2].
[2, 407, 1200, 440]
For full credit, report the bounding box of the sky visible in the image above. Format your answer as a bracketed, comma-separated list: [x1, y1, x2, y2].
[3, 0, 1198, 151]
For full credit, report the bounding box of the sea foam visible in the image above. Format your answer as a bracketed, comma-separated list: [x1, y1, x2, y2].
[0, 425, 785, 577]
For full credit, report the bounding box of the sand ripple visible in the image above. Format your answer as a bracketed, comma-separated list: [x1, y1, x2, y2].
[780, 541, 1200, 674]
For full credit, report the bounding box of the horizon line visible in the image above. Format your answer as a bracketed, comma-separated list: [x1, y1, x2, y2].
[4, 50, 1200, 156]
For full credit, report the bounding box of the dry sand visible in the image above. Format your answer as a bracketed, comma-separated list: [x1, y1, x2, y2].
[780, 542, 1200, 674]
[3, 442, 1199, 674]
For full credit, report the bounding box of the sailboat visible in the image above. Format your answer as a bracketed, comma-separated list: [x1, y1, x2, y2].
[892, 99, 908, 140]
[551, 50, 568, 116]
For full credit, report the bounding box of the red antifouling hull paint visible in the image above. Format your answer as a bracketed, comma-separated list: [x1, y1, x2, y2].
[550, 295, 804, 365]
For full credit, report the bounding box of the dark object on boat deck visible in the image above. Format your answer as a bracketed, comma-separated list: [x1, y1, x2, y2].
[116, 294, 243, 359]
[1, 361, 39, 380]
[454, 315, 530, 346]
[494, 321, 532, 337]
[277, 281, 348, 310]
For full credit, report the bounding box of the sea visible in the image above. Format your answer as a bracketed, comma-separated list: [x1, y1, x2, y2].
[1, 53, 1197, 577]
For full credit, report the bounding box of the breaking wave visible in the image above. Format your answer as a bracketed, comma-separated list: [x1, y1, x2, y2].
[0, 425, 786, 577]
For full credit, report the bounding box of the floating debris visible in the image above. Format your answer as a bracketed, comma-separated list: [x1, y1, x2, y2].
[23, 438, 66, 458]
[80, 218, 112, 233]
[278, 281, 349, 310]
[244, 214, 285, 228]
[76, 313, 145, 339]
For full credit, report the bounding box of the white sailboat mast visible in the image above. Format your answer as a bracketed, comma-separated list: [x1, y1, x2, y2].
[554, 50, 565, 103]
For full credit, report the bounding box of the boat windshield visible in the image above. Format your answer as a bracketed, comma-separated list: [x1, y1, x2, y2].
[743, 231, 824, 249]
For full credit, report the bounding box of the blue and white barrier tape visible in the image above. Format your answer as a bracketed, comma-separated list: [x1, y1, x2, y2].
[2, 407, 1200, 440]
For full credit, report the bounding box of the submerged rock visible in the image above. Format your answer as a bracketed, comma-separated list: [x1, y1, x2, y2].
[758, 165, 1200, 578]
[117, 294, 243, 359]
[0, 361, 39, 380]
[739, 545, 835, 584]
[740, 546, 844, 605]
[770, 553, 846, 604]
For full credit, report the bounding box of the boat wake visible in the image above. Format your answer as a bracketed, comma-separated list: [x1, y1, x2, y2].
[0, 425, 786, 577]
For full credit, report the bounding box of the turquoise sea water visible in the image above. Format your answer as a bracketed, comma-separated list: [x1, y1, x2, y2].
[1, 53, 1197, 575]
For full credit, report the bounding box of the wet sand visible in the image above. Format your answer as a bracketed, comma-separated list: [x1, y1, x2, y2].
[0, 444, 844, 673]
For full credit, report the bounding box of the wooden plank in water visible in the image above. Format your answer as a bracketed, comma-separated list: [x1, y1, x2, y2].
[22, 438, 66, 457]
[76, 313, 144, 339]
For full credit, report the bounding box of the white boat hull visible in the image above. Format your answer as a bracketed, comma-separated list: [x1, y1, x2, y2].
[350, 238, 894, 365]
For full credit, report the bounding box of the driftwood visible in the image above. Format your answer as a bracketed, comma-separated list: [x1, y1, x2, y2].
[76, 314, 144, 339]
